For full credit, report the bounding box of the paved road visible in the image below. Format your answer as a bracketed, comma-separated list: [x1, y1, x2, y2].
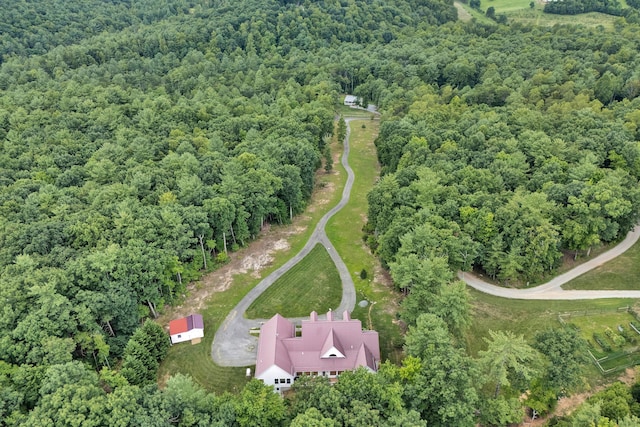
[460, 225, 640, 300]
[212, 118, 360, 367]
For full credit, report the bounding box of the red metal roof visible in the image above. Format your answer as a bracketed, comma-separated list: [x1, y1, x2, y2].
[169, 317, 189, 335]
[169, 314, 204, 336]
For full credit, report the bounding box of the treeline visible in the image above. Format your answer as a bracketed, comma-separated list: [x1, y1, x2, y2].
[543, 0, 624, 16]
[0, 0, 200, 62]
[0, 0, 457, 392]
[364, 23, 640, 284]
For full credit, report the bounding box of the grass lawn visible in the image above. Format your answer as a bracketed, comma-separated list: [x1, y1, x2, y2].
[484, 0, 533, 13]
[245, 244, 342, 318]
[336, 103, 378, 119]
[326, 118, 405, 364]
[157, 110, 390, 393]
[563, 240, 640, 291]
[466, 289, 636, 357]
[158, 277, 255, 394]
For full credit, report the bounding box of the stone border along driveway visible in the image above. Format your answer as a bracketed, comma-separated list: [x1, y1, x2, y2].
[212, 117, 363, 367]
[460, 225, 640, 300]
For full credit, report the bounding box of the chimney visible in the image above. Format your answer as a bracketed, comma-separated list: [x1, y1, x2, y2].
[327, 309, 333, 321]
[310, 311, 318, 322]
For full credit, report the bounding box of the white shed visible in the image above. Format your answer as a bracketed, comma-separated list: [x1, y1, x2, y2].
[343, 95, 360, 106]
[169, 314, 204, 344]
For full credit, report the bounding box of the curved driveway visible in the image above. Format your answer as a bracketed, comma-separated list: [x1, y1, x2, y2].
[460, 226, 640, 300]
[212, 119, 359, 367]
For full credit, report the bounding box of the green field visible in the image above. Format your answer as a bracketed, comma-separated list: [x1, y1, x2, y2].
[454, 0, 621, 28]
[563, 240, 640, 291]
[326, 118, 405, 363]
[157, 112, 400, 392]
[466, 290, 637, 356]
[245, 244, 342, 318]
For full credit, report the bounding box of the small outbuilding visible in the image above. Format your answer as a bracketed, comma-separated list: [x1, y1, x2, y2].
[343, 95, 360, 106]
[169, 314, 204, 344]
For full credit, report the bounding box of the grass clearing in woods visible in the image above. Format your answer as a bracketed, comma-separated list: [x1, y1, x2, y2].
[157, 123, 348, 393]
[326, 118, 405, 363]
[457, 0, 621, 29]
[563, 239, 640, 291]
[467, 290, 637, 356]
[467, 290, 638, 383]
[157, 110, 393, 392]
[246, 244, 342, 318]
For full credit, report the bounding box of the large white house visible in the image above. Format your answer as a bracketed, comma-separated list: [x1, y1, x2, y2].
[255, 310, 380, 393]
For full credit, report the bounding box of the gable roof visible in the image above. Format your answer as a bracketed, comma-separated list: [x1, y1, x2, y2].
[169, 314, 204, 335]
[320, 328, 345, 358]
[256, 310, 380, 379]
[255, 314, 295, 377]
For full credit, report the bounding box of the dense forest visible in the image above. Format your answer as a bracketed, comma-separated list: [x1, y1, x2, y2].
[543, 0, 624, 16]
[3, 0, 640, 425]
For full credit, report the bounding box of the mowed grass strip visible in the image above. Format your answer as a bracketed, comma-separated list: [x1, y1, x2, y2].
[245, 244, 342, 318]
[563, 240, 640, 291]
[326, 118, 405, 363]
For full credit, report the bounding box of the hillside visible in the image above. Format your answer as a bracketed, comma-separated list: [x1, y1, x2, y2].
[2, 0, 640, 425]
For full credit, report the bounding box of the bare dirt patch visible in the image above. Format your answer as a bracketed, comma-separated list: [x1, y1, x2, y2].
[307, 181, 336, 212]
[157, 169, 337, 325]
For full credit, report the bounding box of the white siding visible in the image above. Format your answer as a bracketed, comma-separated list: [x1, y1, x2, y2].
[256, 365, 294, 393]
[170, 328, 204, 344]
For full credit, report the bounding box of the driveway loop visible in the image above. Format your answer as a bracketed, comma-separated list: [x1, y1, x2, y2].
[212, 118, 365, 367]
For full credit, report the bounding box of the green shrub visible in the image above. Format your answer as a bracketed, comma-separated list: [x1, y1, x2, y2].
[593, 332, 612, 352]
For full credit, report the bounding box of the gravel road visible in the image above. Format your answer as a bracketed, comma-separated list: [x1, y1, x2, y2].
[211, 118, 360, 367]
[460, 226, 640, 300]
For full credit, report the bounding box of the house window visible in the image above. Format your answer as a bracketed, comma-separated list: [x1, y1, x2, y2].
[177, 334, 182, 338]
[330, 371, 337, 376]
[286, 379, 291, 384]
[280, 378, 285, 383]
[275, 379, 279, 384]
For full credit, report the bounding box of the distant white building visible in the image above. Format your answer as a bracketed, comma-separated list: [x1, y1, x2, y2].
[169, 314, 204, 344]
[343, 95, 360, 106]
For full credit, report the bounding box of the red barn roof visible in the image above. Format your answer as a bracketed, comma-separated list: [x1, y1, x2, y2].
[169, 314, 203, 335]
